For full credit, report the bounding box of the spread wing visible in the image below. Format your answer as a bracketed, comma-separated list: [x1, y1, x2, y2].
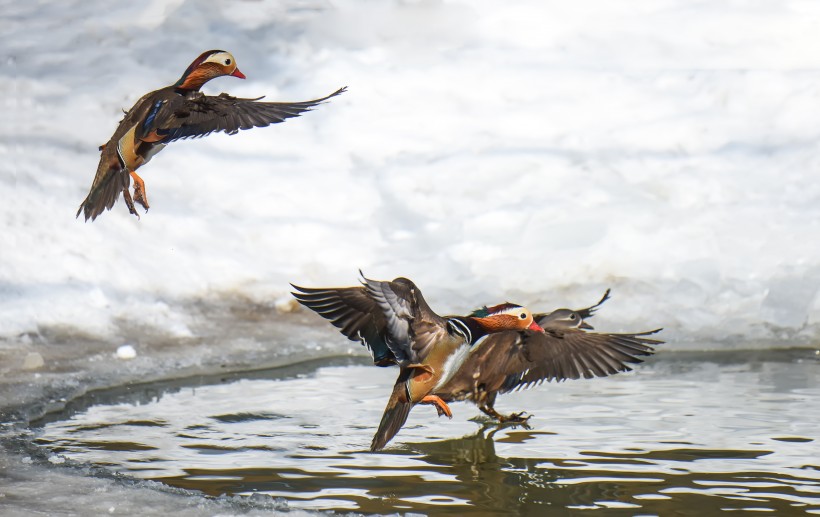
[533, 288, 611, 328]
[437, 327, 662, 401]
[148, 87, 346, 142]
[290, 284, 395, 366]
[576, 288, 611, 319]
[361, 275, 451, 364]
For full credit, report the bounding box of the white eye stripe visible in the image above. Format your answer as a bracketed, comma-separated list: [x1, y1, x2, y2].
[203, 52, 235, 66]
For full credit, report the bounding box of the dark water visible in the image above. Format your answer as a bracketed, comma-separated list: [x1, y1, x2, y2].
[32, 351, 820, 515]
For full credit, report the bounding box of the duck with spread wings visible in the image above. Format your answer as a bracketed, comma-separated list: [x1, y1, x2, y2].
[294, 282, 662, 432]
[77, 49, 345, 221]
[292, 274, 542, 451]
[431, 323, 662, 424]
[431, 288, 660, 422]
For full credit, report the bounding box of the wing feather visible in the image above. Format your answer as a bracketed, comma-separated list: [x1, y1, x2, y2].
[436, 328, 662, 401]
[361, 275, 451, 364]
[151, 87, 346, 142]
[291, 284, 395, 365]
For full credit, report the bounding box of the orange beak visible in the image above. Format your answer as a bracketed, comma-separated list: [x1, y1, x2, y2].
[231, 68, 246, 79]
[528, 320, 544, 331]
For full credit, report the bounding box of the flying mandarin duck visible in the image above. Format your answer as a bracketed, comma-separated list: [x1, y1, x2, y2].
[292, 274, 543, 451]
[77, 50, 345, 221]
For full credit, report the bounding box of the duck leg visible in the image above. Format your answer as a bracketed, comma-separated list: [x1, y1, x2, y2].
[121, 186, 139, 219]
[129, 170, 150, 211]
[420, 395, 452, 418]
[478, 393, 531, 424]
[479, 404, 531, 424]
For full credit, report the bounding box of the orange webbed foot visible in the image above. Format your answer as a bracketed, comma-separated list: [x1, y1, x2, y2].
[130, 171, 150, 212]
[421, 395, 452, 419]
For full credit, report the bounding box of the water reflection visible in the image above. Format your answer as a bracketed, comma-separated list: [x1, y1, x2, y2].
[32, 350, 820, 514]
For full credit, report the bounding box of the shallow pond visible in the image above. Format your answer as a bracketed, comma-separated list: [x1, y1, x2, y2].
[32, 350, 820, 515]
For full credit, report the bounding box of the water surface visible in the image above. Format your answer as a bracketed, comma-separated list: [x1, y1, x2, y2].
[33, 351, 820, 515]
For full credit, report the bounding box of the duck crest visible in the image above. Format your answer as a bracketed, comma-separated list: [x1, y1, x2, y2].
[469, 302, 522, 318]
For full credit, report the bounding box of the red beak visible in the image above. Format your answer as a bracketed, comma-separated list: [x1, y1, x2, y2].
[231, 68, 246, 79]
[528, 320, 544, 331]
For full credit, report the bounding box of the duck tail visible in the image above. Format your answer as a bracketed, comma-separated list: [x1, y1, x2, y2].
[370, 370, 414, 451]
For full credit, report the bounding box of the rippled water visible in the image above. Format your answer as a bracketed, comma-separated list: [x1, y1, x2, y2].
[32, 351, 820, 514]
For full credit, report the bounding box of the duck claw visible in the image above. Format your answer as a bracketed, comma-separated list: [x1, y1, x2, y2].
[501, 411, 532, 424]
[480, 405, 533, 427]
[499, 412, 532, 430]
[421, 394, 452, 419]
[122, 188, 140, 220]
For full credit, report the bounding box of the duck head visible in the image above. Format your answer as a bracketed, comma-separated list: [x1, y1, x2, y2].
[469, 303, 544, 332]
[539, 308, 593, 330]
[175, 50, 245, 91]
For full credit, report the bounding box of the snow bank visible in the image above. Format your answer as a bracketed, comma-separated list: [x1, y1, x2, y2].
[3, 0, 820, 348]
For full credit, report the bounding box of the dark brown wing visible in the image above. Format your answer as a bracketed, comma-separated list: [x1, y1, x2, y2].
[576, 288, 611, 319]
[362, 275, 451, 364]
[437, 327, 662, 401]
[150, 87, 346, 142]
[290, 284, 395, 366]
[77, 90, 163, 221]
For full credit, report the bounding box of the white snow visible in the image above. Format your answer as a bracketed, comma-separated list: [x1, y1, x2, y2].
[3, 0, 820, 348]
[115, 345, 137, 360]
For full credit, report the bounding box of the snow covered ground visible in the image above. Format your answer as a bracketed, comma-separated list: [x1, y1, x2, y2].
[4, 0, 820, 354]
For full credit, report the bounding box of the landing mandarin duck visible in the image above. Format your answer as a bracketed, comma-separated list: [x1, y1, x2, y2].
[77, 50, 346, 221]
[291, 274, 543, 451]
[436, 289, 628, 423]
[432, 290, 662, 424]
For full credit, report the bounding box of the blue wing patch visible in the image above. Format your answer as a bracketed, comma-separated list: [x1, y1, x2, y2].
[141, 100, 164, 136]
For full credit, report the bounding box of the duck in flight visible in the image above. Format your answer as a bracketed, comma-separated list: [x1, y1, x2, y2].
[77, 50, 345, 221]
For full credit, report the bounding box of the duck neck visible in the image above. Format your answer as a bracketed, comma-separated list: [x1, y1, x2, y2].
[448, 317, 487, 345]
[174, 63, 221, 92]
[174, 72, 206, 92]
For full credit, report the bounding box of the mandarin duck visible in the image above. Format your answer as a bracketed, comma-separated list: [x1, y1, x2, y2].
[534, 288, 611, 330]
[291, 274, 543, 451]
[77, 50, 346, 221]
[432, 293, 662, 424]
[436, 288, 615, 422]
[431, 328, 663, 424]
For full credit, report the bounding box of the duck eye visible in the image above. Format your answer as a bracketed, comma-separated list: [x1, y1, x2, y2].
[519, 313, 527, 319]
[570, 314, 576, 320]
[225, 58, 232, 65]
